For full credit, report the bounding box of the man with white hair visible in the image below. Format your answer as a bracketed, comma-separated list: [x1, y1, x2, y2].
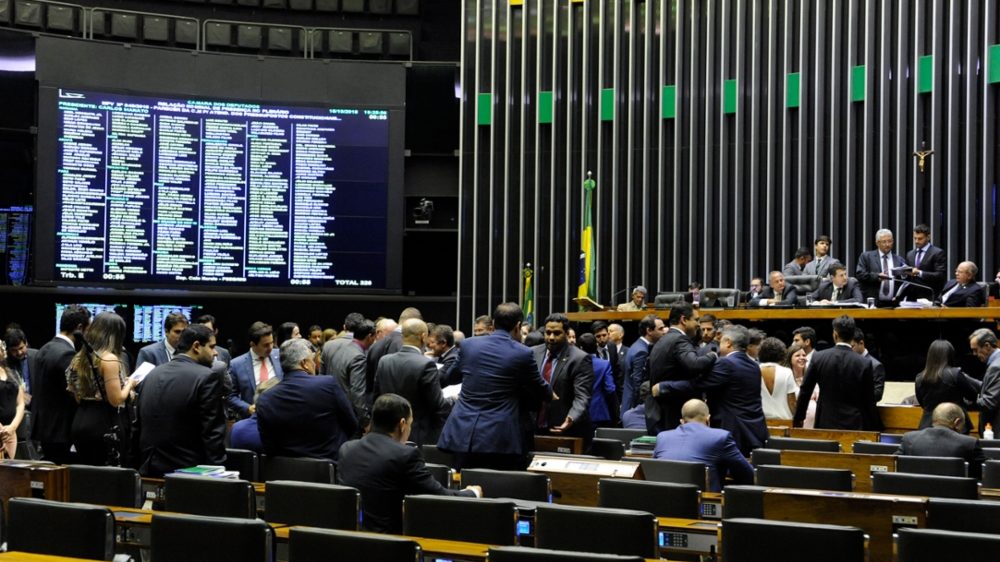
[939, 261, 986, 307]
[855, 228, 906, 304]
[256, 338, 358, 461]
[617, 285, 648, 311]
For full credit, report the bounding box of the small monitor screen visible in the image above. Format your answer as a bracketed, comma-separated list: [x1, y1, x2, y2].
[133, 304, 196, 343]
[54, 303, 126, 334]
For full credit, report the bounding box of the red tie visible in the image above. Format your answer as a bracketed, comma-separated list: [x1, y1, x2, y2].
[542, 354, 554, 383]
[259, 356, 269, 382]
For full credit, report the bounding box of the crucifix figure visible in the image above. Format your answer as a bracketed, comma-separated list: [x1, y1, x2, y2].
[913, 142, 934, 174]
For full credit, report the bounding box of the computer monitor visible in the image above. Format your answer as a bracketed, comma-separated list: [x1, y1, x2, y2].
[132, 305, 197, 343]
[54, 303, 127, 335]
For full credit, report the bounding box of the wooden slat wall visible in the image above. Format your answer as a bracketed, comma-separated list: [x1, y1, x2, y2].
[457, 0, 1000, 329]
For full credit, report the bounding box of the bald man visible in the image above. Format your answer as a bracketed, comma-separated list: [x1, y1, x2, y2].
[898, 402, 986, 479]
[652, 399, 754, 491]
[939, 261, 987, 307]
[373, 318, 451, 445]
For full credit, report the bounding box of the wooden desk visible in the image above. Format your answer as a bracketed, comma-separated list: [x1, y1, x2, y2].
[656, 517, 719, 557]
[566, 307, 1000, 323]
[787, 428, 880, 453]
[273, 526, 491, 561]
[0, 553, 96, 562]
[761, 487, 926, 562]
[776, 450, 896, 493]
[533, 435, 584, 455]
[879, 405, 981, 437]
[0, 461, 68, 521]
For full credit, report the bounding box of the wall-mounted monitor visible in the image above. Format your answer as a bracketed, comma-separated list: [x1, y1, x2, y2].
[32, 38, 405, 294]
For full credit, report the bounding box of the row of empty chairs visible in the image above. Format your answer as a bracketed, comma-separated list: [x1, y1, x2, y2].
[159, 0, 420, 15]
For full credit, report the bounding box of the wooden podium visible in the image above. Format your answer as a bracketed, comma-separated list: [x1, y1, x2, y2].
[528, 455, 641, 506]
[0, 460, 68, 518]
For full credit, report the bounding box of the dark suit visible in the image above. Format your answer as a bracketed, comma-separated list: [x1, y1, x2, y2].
[661, 351, 768, 456]
[437, 346, 461, 387]
[898, 426, 986, 479]
[338, 432, 475, 534]
[597, 343, 620, 405]
[7, 348, 39, 396]
[437, 332, 551, 466]
[648, 328, 715, 432]
[653, 422, 754, 491]
[31, 336, 78, 463]
[620, 338, 650, 413]
[915, 367, 980, 433]
[366, 331, 402, 396]
[214, 346, 232, 368]
[255, 370, 358, 462]
[793, 344, 881, 430]
[226, 349, 283, 418]
[531, 343, 593, 439]
[809, 279, 864, 303]
[752, 285, 798, 306]
[865, 351, 886, 403]
[8, 348, 40, 458]
[135, 340, 173, 368]
[374, 346, 451, 445]
[906, 244, 947, 295]
[135, 355, 227, 477]
[975, 350, 1000, 435]
[855, 250, 906, 301]
[324, 337, 369, 423]
[939, 279, 987, 308]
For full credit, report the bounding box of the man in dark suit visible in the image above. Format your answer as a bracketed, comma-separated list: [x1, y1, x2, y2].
[898, 402, 986, 479]
[256, 338, 358, 461]
[227, 321, 283, 419]
[970, 328, 1000, 435]
[136, 312, 188, 368]
[620, 314, 665, 413]
[532, 314, 593, 441]
[856, 228, 907, 304]
[438, 302, 552, 470]
[32, 304, 91, 465]
[751, 271, 798, 306]
[194, 315, 231, 367]
[4, 328, 39, 458]
[793, 315, 881, 430]
[374, 319, 451, 445]
[366, 307, 422, 401]
[653, 399, 754, 491]
[899, 224, 948, 298]
[339, 394, 481, 534]
[428, 324, 461, 387]
[647, 302, 717, 433]
[809, 264, 864, 304]
[852, 329, 886, 403]
[696, 315, 720, 357]
[591, 321, 621, 402]
[652, 325, 768, 456]
[135, 324, 227, 477]
[325, 318, 375, 426]
[939, 261, 987, 308]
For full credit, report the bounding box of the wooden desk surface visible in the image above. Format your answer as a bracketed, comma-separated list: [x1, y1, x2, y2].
[566, 306, 1000, 322]
[111, 506, 289, 528]
[0, 553, 96, 562]
[761, 487, 926, 562]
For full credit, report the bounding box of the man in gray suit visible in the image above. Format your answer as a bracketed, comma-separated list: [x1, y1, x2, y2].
[373, 319, 450, 445]
[971, 328, 1000, 435]
[803, 235, 840, 278]
[325, 317, 376, 428]
[782, 247, 812, 277]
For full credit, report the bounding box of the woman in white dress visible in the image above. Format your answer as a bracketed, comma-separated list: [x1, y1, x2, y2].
[758, 338, 798, 420]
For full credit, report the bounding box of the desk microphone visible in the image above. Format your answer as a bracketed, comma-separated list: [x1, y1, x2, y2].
[890, 277, 936, 302]
[611, 284, 638, 305]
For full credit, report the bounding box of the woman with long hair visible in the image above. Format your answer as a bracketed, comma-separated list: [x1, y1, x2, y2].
[915, 339, 981, 432]
[0, 341, 26, 459]
[784, 342, 816, 428]
[276, 322, 301, 347]
[68, 312, 136, 465]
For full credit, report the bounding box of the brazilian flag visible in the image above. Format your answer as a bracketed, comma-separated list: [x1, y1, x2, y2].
[578, 173, 597, 305]
[522, 264, 534, 327]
